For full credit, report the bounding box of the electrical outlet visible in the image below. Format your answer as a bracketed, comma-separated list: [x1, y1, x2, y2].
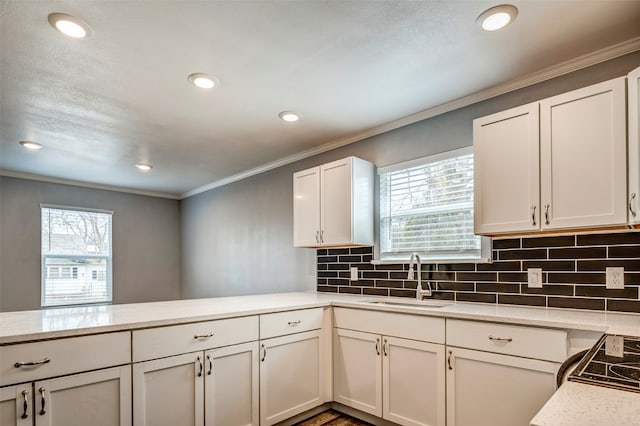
[527, 268, 543, 288]
[605, 335, 624, 358]
[606, 267, 625, 289]
[350, 267, 358, 281]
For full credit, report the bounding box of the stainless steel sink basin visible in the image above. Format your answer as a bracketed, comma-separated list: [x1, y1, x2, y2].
[367, 300, 451, 309]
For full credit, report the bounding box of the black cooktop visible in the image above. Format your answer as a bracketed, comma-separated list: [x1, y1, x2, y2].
[570, 334, 640, 393]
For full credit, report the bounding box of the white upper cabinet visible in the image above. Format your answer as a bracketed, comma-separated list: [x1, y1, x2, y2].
[474, 103, 540, 234]
[628, 66, 640, 224]
[293, 156, 374, 247]
[474, 76, 628, 235]
[540, 77, 627, 229]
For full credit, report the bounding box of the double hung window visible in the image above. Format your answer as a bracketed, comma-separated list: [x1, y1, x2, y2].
[41, 206, 113, 307]
[379, 147, 489, 262]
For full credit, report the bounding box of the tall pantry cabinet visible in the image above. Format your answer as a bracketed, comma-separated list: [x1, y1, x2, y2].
[628, 66, 640, 224]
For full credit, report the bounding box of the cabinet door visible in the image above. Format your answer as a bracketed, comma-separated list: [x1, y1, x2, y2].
[35, 365, 131, 426]
[321, 158, 352, 245]
[473, 103, 540, 234]
[0, 384, 32, 426]
[628, 66, 640, 224]
[133, 352, 204, 426]
[260, 330, 323, 425]
[383, 337, 445, 426]
[540, 77, 627, 229]
[446, 347, 558, 426]
[293, 166, 321, 247]
[333, 328, 382, 417]
[204, 342, 258, 426]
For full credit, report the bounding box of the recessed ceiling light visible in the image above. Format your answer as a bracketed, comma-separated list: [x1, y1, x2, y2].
[135, 164, 152, 172]
[279, 111, 300, 122]
[188, 73, 218, 89]
[19, 141, 44, 150]
[48, 13, 92, 39]
[477, 5, 518, 31]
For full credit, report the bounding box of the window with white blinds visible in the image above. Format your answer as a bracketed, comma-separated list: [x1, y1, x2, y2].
[379, 147, 488, 261]
[41, 206, 113, 307]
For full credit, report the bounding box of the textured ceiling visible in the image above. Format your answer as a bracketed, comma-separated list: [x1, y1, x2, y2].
[2, 1, 640, 197]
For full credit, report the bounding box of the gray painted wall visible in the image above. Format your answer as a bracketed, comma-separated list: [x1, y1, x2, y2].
[0, 177, 181, 312]
[181, 51, 640, 299]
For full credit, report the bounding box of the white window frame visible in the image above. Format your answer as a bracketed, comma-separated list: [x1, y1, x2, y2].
[41, 205, 113, 307]
[377, 147, 491, 264]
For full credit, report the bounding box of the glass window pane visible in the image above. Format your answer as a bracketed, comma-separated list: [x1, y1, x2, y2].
[41, 207, 112, 307]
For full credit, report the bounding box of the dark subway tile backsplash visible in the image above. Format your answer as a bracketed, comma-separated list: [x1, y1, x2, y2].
[316, 232, 640, 314]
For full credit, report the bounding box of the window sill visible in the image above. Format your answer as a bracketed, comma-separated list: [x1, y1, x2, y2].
[371, 258, 491, 265]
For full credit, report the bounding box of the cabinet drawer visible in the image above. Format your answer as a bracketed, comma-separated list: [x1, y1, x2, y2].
[333, 308, 445, 344]
[133, 316, 258, 362]
[446, 319, 567, 362]
[260, 308, 323, 339]
[0, 331, 130, 386]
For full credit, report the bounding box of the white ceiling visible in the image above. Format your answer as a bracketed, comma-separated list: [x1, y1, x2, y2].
[2, 1, 640, 198]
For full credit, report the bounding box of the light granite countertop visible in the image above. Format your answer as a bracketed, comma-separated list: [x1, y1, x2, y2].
[531, 381, 640, 426]
[1, 291, 640, 344]
[2, 291, 640, 426]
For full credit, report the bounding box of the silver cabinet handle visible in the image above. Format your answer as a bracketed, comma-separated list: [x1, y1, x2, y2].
[196, 356, 203, 377]
[261, 344, 266, 362]
[38, 387, 46, 416]
[287, 320, 301, 326]
[531, 205, 537, 226]
[488, 335, 513, 343]
[630, 193, 637, 217]
[320, 229, 324, 243]
[206, 354, 213, 376]
[375, 338, 380, 356]
[544, 204, 550, 225]
[383, 339, 388, 357]
[315, 230, 320, 244]
[194, 332, 214, 340]
[21, 390, 29, 419]
[447, 350, 453, 370]
[14, 357, 51, 368]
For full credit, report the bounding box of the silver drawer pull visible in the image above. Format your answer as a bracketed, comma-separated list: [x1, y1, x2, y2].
[194, 332, 214, 340]
[488, 335, 513, 343]
[14, 357, 51, 368]
[287, 320, 301, 326]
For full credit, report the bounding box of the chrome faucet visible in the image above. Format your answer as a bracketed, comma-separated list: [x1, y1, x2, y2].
[408, 252, 432, 300]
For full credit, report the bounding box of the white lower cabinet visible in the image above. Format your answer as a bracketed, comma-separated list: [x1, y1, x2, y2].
[133, 342, 259, 426]
[0, 366, 131, 426]
[333, 328, 445, 426]
[445, 347, 558, 426]
[259, 330, 324, 425]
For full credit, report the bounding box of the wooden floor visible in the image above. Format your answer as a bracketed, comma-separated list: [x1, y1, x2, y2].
[295, 410, 372, 426]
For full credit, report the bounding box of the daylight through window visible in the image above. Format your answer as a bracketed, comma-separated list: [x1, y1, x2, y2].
[41, 206, 113, 307]
[379, 147, 488, 262]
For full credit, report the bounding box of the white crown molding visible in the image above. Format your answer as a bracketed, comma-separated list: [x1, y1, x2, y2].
[182, 36, 640, 199]
[0, 170, 181, 200]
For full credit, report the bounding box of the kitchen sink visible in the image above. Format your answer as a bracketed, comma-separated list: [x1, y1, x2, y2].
[366, 299, 452, 309]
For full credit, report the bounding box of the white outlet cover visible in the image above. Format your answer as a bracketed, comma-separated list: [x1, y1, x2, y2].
[350, 267, 358, 281]
[527, 268, 543, 288]
[606, 267, 625, 289]
[605, 335, 624, 358]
